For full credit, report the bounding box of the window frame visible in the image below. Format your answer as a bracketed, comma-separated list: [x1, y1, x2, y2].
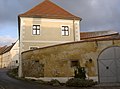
[32, 25, 40, 35]
[61, 26, 70, 36]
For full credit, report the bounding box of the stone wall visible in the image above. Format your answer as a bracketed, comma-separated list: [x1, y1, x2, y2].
[21, 39, 120, 78]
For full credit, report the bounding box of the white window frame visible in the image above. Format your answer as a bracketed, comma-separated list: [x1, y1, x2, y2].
[32, 25, 40, 35]
[61, 25, 70, 36]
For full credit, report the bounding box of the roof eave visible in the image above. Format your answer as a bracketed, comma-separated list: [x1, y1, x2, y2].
[19, 15, 82, 20]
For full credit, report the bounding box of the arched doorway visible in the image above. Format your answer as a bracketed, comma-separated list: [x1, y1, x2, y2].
[98, 46, 120, 83]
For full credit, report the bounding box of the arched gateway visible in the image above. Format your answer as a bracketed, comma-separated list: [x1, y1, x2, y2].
[98, 46, 120, 83]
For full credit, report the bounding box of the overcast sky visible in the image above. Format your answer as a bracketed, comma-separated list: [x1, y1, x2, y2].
[0, 0, 120, 46]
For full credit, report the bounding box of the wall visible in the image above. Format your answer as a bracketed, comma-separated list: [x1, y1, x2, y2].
[20, 17, 80, 52]
[21, 39, 120, 78]
[2, 52, 11, 68]
[0, 55, 2, 68]
[0, 40, 19, 69]
[10, 40, 19, 68]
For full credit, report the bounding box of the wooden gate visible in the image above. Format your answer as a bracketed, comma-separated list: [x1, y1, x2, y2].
[98, 46, 120, 83]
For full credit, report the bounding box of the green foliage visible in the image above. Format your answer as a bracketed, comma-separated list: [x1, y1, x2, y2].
[48, 79, 61, 86]
[7, 67, 18, 78]
[66, 78, 96, 87]
[74, 66, 86, 79]
[35, 80, 47, 85]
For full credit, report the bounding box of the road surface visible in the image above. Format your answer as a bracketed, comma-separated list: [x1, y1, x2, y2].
[0, 69, 58, 89]
[0, 69, 120, 89]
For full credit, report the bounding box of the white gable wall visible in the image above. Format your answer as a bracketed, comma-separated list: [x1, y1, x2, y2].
[10, 40, 19, 68]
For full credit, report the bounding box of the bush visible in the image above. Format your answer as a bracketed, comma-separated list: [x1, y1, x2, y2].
[7, 67, 18, 78]
[35, 80, 47, 85]
[66, 78, 96, 87]
[48, 79, 61, 86]
[74, 66, 86, 79]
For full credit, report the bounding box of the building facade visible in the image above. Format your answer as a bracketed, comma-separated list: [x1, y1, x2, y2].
[18, 0, 81, 77]
[0, 40, 19, 69]
[18, 0, 120, 83]
[18, 0, 81, 52]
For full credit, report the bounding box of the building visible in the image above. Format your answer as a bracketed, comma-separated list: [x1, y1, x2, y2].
[0, 40, 19, 69]
[18, 0, 81, 52]
[0, 46, 7, 68]
[18, 0, 81, 77]
[18, 0, 120, 83]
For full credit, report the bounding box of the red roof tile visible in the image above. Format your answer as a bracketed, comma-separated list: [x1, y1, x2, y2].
[0, 43, 15, 55]
[19, 0, 81, 20]
[2, 43, 15, 54]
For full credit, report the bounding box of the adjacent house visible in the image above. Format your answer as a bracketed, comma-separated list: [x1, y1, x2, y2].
[0, 40, 19, 69]
[0, 46, 7, 68]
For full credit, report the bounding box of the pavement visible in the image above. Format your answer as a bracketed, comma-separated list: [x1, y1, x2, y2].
[0, 68, 120, 89]
[0, 69, 55, 89]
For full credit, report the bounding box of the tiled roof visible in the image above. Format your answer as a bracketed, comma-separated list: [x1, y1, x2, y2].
[2, 43, 15, 54]
[0, 43, 15, 55]
[0, 46, 7, 55]
[19, 0, 81, 20]
[80, 30, 119, 40]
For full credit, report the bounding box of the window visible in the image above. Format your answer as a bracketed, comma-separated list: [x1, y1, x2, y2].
[35, 60, 39, 63]
[71, 60, 79, 67]
[16, 60, 18, 64]
[32, 25, 40, 35]
[61, 26, 69, 36]
[30, 47, 39, 50]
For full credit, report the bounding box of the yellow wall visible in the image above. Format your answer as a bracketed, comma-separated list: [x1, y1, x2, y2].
[21, 39, 120, 78]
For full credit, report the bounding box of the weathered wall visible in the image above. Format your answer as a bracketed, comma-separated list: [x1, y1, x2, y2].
[21, 39, 120, 78]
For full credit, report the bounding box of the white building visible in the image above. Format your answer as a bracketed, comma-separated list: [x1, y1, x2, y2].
[0, 40, 19, 69]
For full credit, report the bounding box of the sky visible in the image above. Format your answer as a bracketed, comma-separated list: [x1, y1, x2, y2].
[0, 0, 120, 46]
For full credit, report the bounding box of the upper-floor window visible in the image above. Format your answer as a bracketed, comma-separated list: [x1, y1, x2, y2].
[32, 25, 40, 35]
[61, 26, 69, 36]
